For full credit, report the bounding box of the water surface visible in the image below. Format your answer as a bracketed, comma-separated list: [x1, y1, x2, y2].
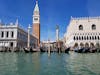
[0, 52, 100, 75]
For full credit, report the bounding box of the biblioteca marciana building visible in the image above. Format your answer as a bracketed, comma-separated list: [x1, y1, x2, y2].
[64, 16, 100, 48]
[0, 20, 38, 49]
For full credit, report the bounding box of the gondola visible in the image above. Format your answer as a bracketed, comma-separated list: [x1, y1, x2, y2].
[89, 48, 97, 53]
[82, 48, 90, 53]
[23, 48, 30, 53]
[40, 47, 46, 52]
[65, 47, 70, 53]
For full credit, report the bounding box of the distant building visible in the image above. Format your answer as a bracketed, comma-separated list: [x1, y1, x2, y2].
[64, 16, 100, 48]
[33, 0, 40, 46]
[0, 20, 38, 50]
[41, 40, 64, 51]
[41, 41, 56, 51]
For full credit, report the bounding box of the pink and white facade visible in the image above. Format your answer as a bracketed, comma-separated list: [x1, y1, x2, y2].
[64, 16, 100, 48]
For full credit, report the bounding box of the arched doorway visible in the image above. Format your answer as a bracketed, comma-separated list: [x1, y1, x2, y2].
[10, 42, 13, 48]
[80, 43, 84, 48]
[85, 43, 89, 48]
[90, 43, 94, 48]
[74, 43, 78, 48]
[95, 43, 99, 48]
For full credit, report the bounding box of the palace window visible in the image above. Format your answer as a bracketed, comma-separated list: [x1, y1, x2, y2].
[84, 36, 86, 40]
[6, 31, 9, 38]
[11, 31, 14, 38]
[1, 31, 4, 38]
[98, 36, 99, 40]
[95, 36, 97, 40]
[76, 36, 78, 40]
[73, 36, 75, 40]
[87, 36, 89, 40]
[92, 36, 94, 40]
[79, 36, 81, 40]
[79, 25, 83, 30]
[82, 36, 83, 40]
[92, 24, 96, 30]
[90, 36, 91, 40]
[10, 42, 13, 47]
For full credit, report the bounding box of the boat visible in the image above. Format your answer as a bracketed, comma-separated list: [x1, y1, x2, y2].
[65, 47, 70, 53]
[74, 48, 79, 52]
[23, 48, 30, 53]
[81, 47, 90, 53]
[40, 47, 46, 52]
[89, 47, 97, 53]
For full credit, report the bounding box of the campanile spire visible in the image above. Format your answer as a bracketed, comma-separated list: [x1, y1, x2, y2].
[34, 0, 39, 12]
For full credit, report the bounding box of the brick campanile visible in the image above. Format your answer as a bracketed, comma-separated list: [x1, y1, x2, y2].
[33, 0, 40, 46]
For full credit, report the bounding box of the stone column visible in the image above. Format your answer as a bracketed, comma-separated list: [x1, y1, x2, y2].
[27, 24, 31, 48]
[56, 25, 60, 52]
[56, 25, 59, 42]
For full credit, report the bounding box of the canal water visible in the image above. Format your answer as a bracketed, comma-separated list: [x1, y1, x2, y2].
[0, 52, 100, 75]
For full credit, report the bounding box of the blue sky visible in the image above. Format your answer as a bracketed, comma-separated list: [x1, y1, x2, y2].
[0, 0, 100, 41]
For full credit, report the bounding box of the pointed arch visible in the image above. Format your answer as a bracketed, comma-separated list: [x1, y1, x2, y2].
[74, 43, 78, 47]
[76, 36, 78, 40]
[90, 36, 91, 40]
[90, 43, 94, 48]
[80, 43, 84, 48]
[87, 36, 89, 40]
[84, 36, 86, 40]
[98, 36, 99, 40]
[95, 36, 97, 40]
[73, 36, 75, 40]
[82, 36, 83, 40]
[85, 43, 89, 48]
[79, 36, 81, 40]
[92, 36, 94, 40]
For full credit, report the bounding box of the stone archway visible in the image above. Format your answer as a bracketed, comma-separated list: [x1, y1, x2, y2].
[74, 43, 78, 48]
[90, 43, 94, 48]
[80, 43, 84, 48]
[85, 43, 89, 48]
[95, 43, 99, 48]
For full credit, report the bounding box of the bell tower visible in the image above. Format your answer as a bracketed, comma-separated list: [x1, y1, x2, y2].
[33, 0, 40, 46]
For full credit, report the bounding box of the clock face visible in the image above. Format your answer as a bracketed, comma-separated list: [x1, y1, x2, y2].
[34, 18, 38, 21]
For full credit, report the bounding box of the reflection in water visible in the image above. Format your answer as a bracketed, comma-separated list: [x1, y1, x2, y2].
[0, 52, 100, 75]
[64, 52, 100, 75]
